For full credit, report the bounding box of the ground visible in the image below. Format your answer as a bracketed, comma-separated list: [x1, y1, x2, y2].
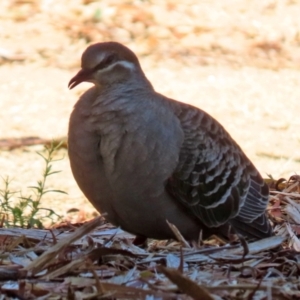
[1, 0, 300, 220]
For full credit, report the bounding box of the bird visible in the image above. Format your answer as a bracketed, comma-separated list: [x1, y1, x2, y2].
[68, 41, 273, 242]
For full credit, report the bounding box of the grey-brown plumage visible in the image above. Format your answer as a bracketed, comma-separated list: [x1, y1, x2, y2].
[68, 41, 273, 241]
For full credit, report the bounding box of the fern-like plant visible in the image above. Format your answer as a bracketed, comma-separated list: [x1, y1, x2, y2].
[0, 142, 65, 228]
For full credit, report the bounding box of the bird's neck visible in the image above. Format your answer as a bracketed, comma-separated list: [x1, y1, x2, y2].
[93, 76, 154, 108]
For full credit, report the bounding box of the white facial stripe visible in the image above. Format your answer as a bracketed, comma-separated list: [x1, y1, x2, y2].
[98, 60, 135, 73]
[116, 61, 135, 70]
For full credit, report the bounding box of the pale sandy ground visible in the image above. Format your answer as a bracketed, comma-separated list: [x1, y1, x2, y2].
[1, 0, 300, 220]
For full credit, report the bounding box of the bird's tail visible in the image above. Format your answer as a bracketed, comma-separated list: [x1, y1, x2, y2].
[230, 213, 273, 240]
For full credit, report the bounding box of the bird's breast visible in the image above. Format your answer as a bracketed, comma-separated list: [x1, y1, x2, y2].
[68, 92, 188, 236]
[88, 102, 184, 200]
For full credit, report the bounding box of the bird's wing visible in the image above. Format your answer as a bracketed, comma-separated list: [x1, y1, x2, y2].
[166, 103, 270, 236]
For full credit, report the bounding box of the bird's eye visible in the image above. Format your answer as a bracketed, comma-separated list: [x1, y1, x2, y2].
[94, 53, 117, 71]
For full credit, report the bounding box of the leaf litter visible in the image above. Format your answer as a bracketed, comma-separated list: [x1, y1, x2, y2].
[0, 176, 298, 299]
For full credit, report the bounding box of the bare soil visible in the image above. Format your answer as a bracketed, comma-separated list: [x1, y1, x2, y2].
[1, 0, 300, 218]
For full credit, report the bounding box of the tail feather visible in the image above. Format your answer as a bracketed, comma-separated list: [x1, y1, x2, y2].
[231, 213, 273, 240]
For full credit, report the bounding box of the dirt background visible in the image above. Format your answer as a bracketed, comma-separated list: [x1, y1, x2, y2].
[1, 0, 300, 220]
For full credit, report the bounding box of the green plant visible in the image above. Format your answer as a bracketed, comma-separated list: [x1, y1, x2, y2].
[0, 142, 65, 228]
[93, 7, 102, 22]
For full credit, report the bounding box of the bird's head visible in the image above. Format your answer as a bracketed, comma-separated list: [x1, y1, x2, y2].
[68, 42, 143, 89]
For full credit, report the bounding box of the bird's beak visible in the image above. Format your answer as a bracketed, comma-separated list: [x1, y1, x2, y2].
[68, 68, 93, 89]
